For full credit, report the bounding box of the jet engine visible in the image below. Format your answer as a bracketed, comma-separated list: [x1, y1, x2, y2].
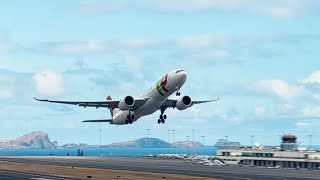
[118, 96, 135, 110]
[176, 96, 192, 110]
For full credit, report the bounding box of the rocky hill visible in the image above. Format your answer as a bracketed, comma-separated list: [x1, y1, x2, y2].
[172, 141, 204, 148]
[0, 131, 58, 149]
[62, 143, 89, 148]
[215, 139, 241, 147]
[106, 137, 172, 148]
[0, 131, 206, 149]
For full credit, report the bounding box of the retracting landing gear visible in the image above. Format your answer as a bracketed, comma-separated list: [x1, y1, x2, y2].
[158, 107, 167, 124]
[126, 111, 134, 124]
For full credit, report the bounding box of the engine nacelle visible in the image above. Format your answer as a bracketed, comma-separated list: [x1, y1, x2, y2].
[118, 96, 135, 110]
[176, 96, 192, 110]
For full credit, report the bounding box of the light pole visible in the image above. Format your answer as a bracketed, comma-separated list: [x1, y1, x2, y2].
[168, 129, 171, 143]
[201, 136, 206, 145]
[192, 129, 195, 148]
[308, 135, 313, 148]
[186, 135, 190, 153]
[278, 135, 282, 145]
[146, 129, 150, 138]
[225, 136, 229, 141]
[99, 128, 102, 155]
[250, 135, 255, 148]
[201, 136, 205, 155]
[172, 129, 176, 143]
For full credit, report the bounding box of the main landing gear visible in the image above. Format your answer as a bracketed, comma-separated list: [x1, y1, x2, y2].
[158, 107, 167, 124]
[125, 112, 134, 124]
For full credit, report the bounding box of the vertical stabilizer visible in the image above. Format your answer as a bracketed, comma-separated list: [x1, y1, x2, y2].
[107, 96, 119, 117]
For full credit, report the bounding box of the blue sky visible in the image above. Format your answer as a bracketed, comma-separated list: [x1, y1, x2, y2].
[1, 0, 320, 146]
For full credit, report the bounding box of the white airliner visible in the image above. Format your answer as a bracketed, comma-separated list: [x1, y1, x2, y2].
[34, 69, 219, 125]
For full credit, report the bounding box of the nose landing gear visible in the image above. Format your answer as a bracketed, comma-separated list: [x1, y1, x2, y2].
[176, 87, 181, 96]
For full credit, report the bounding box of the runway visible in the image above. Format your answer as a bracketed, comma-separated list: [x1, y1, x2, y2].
[0, 170, 74, 180]
[1, 156, 320, 180]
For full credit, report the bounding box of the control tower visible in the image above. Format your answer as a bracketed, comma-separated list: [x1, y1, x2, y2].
[280, 135, 298, 151]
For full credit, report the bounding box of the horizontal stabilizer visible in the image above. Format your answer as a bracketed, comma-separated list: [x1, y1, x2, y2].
[82, 119, 113, 123]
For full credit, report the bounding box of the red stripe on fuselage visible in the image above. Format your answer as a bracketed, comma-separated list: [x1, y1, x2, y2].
[161, 74, 169, 92]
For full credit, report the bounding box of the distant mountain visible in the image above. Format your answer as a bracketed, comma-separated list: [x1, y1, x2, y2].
[0, 131, 58, 149]
[0, 131, 206, 149]
[61, 138, 204, 149]
[215, 139, 241, 147]
[62, 143, 89, 148]
[62, 143, 81, 149]
[106, 137, 172, 148]
[172, 141, 204, 148]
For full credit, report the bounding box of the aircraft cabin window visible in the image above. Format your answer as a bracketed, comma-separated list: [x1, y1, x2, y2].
[175, 70, 184, 74]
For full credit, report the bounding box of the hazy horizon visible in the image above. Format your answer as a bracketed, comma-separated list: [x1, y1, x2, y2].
[0, 1, 320, 146]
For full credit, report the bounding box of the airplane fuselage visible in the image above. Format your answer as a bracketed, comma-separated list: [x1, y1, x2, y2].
[112, 69, 187, 124]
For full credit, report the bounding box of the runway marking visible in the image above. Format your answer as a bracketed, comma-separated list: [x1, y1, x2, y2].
[0, 170, 68, 180]
[273, 178, 287, 180]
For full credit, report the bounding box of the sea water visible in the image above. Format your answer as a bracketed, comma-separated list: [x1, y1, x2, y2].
[0, 147, 217, 156]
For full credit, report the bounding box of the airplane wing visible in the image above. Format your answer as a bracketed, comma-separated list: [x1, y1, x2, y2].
[83, 119, 113, 123]
[33, 97, 149, 109]
[161, 97, 219, 109]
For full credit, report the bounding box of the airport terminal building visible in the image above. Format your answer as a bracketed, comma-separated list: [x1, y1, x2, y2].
[216, 135, 320, 169]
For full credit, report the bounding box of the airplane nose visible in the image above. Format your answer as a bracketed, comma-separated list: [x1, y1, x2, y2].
[180, 71, 187, 82]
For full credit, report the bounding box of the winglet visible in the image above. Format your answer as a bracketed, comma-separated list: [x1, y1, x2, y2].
[208, 97, 220, 102]
[33, 97, 48, 102]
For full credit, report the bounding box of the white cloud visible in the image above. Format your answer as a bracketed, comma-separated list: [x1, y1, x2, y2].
[192, 49, 230, 60]
[119, 83, 134, 94]
[0, 40, 6, 51]
[254, 106, 265, 115]
[63, 120, 76, 129]
[295, 121, 310, 129]
[52, 41, 107, 55]
[118, 39, 159, 48]
[123, 53, 142, 71]
[250, 80, 304, 100]
[0, 89, 12, 99]
[300, 70, 320, 101]
[154, 0, 254, 12]
[264, 6, 296, 19]
[153, 0, 312, 18]
[0, 75, 13, 99]
[33, 70, 65, 96]
[301, 71, 320, 84]
[301, 106, 320, 117]
[30, 33, 229, 56]
[73, 0, 131, 13]
[176, 32, 228, 48]
[72, 0, 313, 19]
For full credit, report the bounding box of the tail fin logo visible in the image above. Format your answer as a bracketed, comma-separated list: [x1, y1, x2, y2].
[156, 74, 169, 96]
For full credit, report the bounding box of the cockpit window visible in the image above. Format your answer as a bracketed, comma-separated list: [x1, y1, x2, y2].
[175, 70, 184, 74]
